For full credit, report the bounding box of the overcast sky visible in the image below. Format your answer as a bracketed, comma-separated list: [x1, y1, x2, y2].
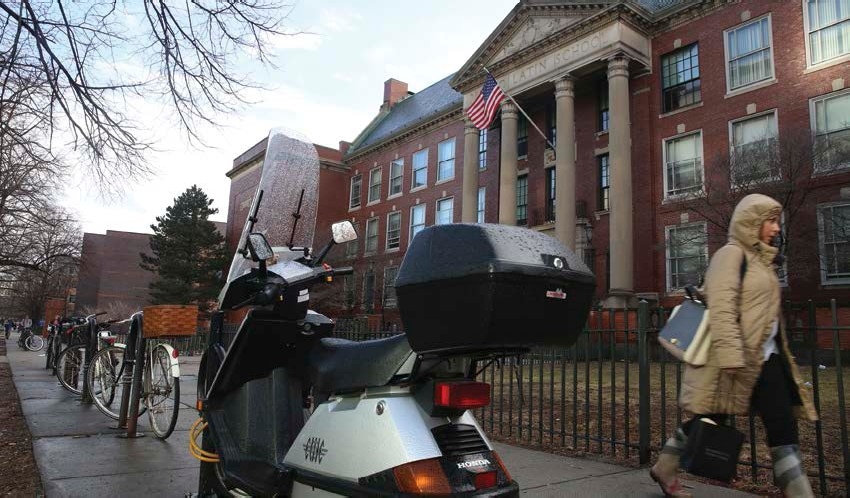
[61, 0, 517, 235]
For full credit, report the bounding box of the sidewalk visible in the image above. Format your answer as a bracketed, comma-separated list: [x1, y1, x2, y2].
[6, 341, 754, 497]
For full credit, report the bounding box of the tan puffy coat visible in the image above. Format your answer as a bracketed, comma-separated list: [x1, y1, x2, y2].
[679, 194, 817, 421]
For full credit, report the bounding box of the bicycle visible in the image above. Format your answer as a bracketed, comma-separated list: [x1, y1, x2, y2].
[17, 327, 44, 351]
[86, 317, 180, 439]
[54, 313, 109, 395]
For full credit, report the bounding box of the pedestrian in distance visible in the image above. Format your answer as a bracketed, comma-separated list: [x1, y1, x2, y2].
[3, 318, 13, 339]
[649, 194, 817, 498]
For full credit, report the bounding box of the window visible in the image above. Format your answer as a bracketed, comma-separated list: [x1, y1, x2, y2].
[666, 223, 708, 292]
[383, 266, 398, 308]
[478, 129, 488, 170]
[477, 187, 486, 223]
[516, 174, 528, 226]
[517, 116, 528, 158]
[436, 197, 453, 225]
[410, 204, 426, 242]
[812, 90, 850, 172]
[598, 154, 610, 211]
[363, 267, 375, 313]
[725, 16, 773, 91]
[349, 175, 362, 209]
[412, 149, 428, 189]
[661, 44, 701, 113]
[343, 274, 356, 309]
[664, 132, 704, 198]
[806, 0, 850, 65]
[599, 80, 609, 132]
[818, 202, 850, 284]
[437, 138, 455, 181]
[365, 217, 379, 253]
[386, 211, 401, 250]
[545, 167, 556, 222]
[368, 167, 382, 204]
[547, 103, 557, 146]
[730, 111, 779, 185]
[389, 159, 403, 197]
[344, 238, 358, 259]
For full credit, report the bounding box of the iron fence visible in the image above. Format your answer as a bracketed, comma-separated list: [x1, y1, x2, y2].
[334, 299, 850, 496]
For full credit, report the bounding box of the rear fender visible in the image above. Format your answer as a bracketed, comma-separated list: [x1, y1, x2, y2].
[156, 343, 180, 378]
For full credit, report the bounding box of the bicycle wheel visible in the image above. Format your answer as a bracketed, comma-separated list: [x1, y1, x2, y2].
[146, 344, 179, 439]
[87, 346, 126, 419]
[55, 344, 86, 394]
[26, 334, 44, 351]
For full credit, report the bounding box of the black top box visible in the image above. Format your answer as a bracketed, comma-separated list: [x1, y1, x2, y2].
[395, 224, 596, 353]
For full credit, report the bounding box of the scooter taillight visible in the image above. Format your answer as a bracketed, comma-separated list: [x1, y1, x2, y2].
[433, 381, 490, 409]
[392, 457, 452, 494]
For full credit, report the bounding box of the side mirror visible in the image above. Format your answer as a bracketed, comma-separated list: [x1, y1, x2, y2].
[332, 221, 357, 244]
[247, 233, 274, 262]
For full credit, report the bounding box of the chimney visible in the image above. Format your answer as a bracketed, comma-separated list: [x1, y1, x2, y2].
[339, 141, 351, 156]
[382, 78, 408, 111]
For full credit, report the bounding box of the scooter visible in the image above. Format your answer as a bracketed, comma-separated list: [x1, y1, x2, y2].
[193, 129, 595, 497]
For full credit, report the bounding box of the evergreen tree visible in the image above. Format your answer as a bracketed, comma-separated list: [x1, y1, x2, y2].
[141, 186, 228, 306]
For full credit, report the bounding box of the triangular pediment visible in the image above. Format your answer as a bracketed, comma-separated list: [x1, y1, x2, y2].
[451, 1, 615, 91]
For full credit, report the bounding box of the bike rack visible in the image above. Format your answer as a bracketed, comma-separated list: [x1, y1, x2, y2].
[116, 311, 146, 438]
[79, 316, 98, 404]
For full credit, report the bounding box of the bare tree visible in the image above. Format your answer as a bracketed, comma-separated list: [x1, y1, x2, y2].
[0, 1, 298, 187]
[666, 127, 850, 285]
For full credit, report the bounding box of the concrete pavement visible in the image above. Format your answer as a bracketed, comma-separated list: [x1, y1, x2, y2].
[5, 336, 754, 497]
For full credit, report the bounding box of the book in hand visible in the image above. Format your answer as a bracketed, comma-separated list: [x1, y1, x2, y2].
[680, 418, 744, 483]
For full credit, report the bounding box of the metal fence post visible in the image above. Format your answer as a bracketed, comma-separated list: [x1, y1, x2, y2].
[637, 300, 651, 465]
[79, 316, 97, 403]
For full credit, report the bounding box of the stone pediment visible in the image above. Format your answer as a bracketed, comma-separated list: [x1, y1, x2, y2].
[491, 13, 590, 65]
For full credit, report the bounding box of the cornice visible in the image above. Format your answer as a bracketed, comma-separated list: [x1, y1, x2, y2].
[344, 107, 463, 164]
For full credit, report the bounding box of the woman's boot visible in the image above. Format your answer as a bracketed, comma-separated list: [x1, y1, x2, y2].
[771, 445, 814, 497]
[649, 429, 692, 497]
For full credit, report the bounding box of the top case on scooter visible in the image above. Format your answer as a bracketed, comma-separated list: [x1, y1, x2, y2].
[395, 223, 596, 353]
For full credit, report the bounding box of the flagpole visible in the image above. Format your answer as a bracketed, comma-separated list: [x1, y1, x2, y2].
[483, 66, 557, 155]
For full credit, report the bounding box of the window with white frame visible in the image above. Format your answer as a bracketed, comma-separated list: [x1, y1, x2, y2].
[349, 175, 361, 209]
[343, 274, 355, 309]
[365, 217, 378, 253]
[806, 0, 850, 66]
[818, 202, 850, 284]
[664, 132, 704, 198]
[410, 204, 426, 242]
[437, 138, 455, 181]
[344, 238, 358, 259]
[389, 159, 403, 197]
[383, 266, 398, 308]
[666, 223, 708, 292]
[386, 211, 401, 250]
[436, 197, 453, 225]
[730, 111, 779, 185]
[812, 90, 850, 172]
[368, 167, 382, 204]
[363, 267, 375, 313]
[477, 187, 486, 223]
[725, 16, 774, 91]
[661, 44, 701, 113]
[412, 149, 428, 189]
[479, 129, 487, 170]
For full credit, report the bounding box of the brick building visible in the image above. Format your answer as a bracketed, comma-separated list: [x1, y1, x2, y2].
[226, 0, 850, 325]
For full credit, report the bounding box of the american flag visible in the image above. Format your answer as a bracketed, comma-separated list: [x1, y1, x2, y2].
[466, 74, 506, 130]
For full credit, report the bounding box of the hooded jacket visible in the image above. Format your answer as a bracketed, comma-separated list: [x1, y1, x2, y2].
[678, 194, 817, 420]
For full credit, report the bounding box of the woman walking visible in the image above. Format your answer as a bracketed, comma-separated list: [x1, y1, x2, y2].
[650, 194, 817, 497]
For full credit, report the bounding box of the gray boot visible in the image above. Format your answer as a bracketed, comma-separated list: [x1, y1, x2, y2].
[649, 429, 692, 497]
[771, 445, 814, 498]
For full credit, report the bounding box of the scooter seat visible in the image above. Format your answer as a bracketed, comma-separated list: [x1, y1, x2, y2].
[308, 334, 412, 395]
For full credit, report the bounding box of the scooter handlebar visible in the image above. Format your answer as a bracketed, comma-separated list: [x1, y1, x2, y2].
[331, 266, 354, 276]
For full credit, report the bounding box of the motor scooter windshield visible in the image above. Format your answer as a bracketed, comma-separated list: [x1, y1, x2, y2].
[226, 128, 320, 282]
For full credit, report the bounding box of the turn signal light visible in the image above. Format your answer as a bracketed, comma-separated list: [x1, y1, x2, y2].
[434, 381, 491, 409]
[393, 458, 452, 494]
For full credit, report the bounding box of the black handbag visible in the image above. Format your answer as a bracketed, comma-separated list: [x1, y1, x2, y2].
[680, 418, 745, 482]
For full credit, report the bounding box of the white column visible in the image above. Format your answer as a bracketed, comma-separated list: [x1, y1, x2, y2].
[607, 55, 634, 305]
[554, 76, 576, 250]
[498, 101, 518, 225]
[461, 118, 480, 223]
